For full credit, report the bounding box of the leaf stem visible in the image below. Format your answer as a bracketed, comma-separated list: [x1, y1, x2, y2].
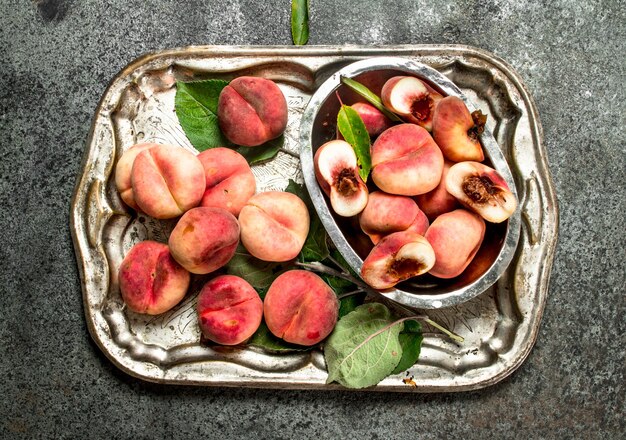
[295, 260, 464, 343]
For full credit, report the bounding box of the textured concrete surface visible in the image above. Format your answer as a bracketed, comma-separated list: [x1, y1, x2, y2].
[1, 0, 624, 438]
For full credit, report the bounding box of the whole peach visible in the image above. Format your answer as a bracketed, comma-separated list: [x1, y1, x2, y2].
[415, 160, 460, 220]
[425, 209, 486, 279]
[118, 240, 190, 315]
[168, 207, 240, 274]
[370, 124, 444, 196]
[114, 142, 157, 210]
[432, 96, 485, 162]
[131, 144, 206, 219]
[197, 275, 263, 345]
[218, 76, 288, 147]
[238, 191, 310, 262]
[264, 270, 339, 346]
[197, 147, 256, 217]
[359, 191, 429, 244]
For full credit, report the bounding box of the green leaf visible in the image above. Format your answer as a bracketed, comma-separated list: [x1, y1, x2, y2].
[174, 80, 231, 151]
[236, 135, 283, 165]
[337, 105, 371, 182]
[391, 320, 423, 374]
[247, 321, 311, 353]
[340, 76, 403, 122]
[324, 303, 404, 388]
[338, 294, 365, 318]
[300, 214, 329, 262]
[284, 179, 311, 205]
[291, 0, 309, 45]
[225, 244, 281, 289]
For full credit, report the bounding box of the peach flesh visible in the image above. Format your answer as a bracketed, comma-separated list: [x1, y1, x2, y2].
[168, 207, 240, 274]
[197, 275, 263, 346]
[370, 124, 444, 196]
[381, 76, 443, 131]
[263, 270, 339, 346]
[118, 240, 190, 315]
[360, 230, 436, 290]
[425, 209, 486, 279]
[131, 143, 206, 219]
[197, 147, 256, 217]
[314, 140, 369, 217]
[446, 161, 517, 223]
[239, 191, 310, 262]
[415, 160, 460, 220]
[115, 142, 157, 210]
[217, 76, 288, 147]
[432, 96, 486, 162]
[359, 191, 429, 244]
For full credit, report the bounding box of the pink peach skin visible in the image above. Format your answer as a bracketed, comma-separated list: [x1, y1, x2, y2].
[415, 160, 460, 220]
[118, 240, 190, 315]
[114, 142, 157, 210]
[131, 143, 206, 219]
[239, 191, 310, 262]
[370, 124, 444, 196]
[168, 207, 240, 274]
[197, 275, 263, 345]
[217, 76, 288, 147]
[263, 270, 339, 346]
[197, 147, 256, 217]
[359, 191, 429, 244]
[425, 209, 486, 279]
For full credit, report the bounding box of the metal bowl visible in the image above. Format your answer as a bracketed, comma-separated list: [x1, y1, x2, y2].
[299, 57, 521, 309]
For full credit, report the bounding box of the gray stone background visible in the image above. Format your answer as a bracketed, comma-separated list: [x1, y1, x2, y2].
[1, 0, 624, 438]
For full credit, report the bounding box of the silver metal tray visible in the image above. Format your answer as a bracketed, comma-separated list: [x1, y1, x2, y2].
[70, 45, 558, 392]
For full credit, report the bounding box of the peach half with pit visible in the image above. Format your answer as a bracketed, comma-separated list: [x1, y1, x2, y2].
[370, 123, 444, 196]
[446, 161, 517, 223]
[131, 143, 206, 219]
[432, 96, 486, 162]
[359, 191, 429, 244]
[217, 76, 288, 147]
[425, 209, 486, 279]
[380, 75, 443, 132]
[238, 191, 310, 262]
[118, 240, 190, 315]
[197, 147, 256, 217]
[360, 230, 436, 290]
[263, 270, 339, 346]
[314, 139, 369, 217]
[196, 275, 263, 346]
[168, 207, 240, 274]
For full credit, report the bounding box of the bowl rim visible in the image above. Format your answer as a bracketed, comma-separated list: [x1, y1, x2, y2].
[299, 56, 521, 309]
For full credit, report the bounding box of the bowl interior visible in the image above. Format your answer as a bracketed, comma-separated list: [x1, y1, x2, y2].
[300, 58, 521, 309]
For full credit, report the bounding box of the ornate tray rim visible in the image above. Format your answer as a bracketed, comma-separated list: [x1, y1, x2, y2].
[70, 44, 559, 392]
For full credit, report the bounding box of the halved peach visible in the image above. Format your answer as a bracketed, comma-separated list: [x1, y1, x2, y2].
[360, 230, 436, 290]
[314, 140, 369, 217]
[446, 161, 517, 223]
[381, 76, 443, 131]
[432, 96, 486, 162]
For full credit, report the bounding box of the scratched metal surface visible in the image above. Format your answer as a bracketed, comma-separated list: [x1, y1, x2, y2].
[70, 45, 558, 391]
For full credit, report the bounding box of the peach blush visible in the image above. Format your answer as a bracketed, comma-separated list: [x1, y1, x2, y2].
[197, 147, 256, 217]
[370, 124, 444, 196]
[239, 191, 310, 262]
[196, 275, 263, 346]
[381, 76, 443, 132]
[425, 209, 486, 279]
[114, 142, 157, 210]
[131, 143, 205, 219]
[263, 270, 339, 346]
[168, 207, 240, 274]
[415, 160, 460, 220]
[217, 76, 288, 147]
[118, 240, 190, 315]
